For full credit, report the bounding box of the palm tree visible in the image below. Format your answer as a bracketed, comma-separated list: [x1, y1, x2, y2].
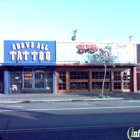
[98, 46, 115, 97]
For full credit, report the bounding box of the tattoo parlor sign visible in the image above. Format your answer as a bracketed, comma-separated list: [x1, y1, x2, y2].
[4, 40, 56, 64]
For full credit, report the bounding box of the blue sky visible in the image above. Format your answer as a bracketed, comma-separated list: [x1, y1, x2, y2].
[0, 0, 140, 43]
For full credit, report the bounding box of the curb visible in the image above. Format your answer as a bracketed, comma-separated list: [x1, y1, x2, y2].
[0, 98, 124, 104]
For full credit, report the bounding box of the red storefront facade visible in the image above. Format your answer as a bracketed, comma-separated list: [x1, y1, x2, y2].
[55, 41, 137, 93]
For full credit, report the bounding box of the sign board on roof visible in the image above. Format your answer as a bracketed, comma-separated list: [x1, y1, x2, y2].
[56, 41, 137, 64]
[4, 40, 56, 65]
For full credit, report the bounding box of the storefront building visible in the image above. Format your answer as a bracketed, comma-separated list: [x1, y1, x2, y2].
[3, 40, 56, 94]
[137, 43, 140, 90]
[56, 41, 137, 93]
[0, 40, 4, 93]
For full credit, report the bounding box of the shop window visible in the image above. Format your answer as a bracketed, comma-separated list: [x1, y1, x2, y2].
[123, 71, 130, 89]
[9, 67, 53, 93]
[114, 71, 121, 79]
[92, 82, 110, 89]
[70, 82, 88, 90]
[58, 71, 66, 90]
[113, 71, 121, 89]
[92, 71, 110, 79]
[9, 71, 22, 93]
[114, 82, 121, 89]
[70, 72, 88, 79]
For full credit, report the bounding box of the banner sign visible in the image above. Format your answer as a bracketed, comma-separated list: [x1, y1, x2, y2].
[56, 41, 137, 64]
[4, 40, 56, 65]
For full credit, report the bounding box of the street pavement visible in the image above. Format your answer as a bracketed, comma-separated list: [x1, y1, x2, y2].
[0, 92, 140, 140]
[0, 92, 140, 103]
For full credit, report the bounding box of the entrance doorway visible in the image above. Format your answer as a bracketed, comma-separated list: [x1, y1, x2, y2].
[9, 67, 53, 93]
[112, 69, 131, 92]
[22, 67, 53, 93]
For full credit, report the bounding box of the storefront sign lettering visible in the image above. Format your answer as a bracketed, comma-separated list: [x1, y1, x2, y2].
[117, 45, 127, 56]
[35, 70, 44, 73]
[9, 42, 51, 61]
[12, 42, 48, 51]
[76, 44, 99, 54]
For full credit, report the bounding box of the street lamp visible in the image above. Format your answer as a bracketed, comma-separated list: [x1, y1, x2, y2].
[129, 36, 133, 42]
[71, 30, 77, 41]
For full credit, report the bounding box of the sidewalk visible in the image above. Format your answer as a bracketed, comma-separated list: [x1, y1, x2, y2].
[0, 92, 140, 104]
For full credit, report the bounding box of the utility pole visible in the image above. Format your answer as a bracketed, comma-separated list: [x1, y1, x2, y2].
[71, 30, 77, 41]
[129, 36, 133, 42]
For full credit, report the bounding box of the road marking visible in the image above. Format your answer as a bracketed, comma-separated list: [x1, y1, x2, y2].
[7, 105, 23, 108]
[1, 105, 140, 112]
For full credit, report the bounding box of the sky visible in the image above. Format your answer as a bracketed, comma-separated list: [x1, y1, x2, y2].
[0, 0, 140, 43]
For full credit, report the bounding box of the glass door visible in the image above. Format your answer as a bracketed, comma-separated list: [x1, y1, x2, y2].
[122, 69, 131, 91]
[112, 69, 131, 92]
[23, 68, 33, 89]
[57, 71, 66, 92]
[35, 69, 45, 89]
